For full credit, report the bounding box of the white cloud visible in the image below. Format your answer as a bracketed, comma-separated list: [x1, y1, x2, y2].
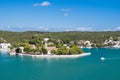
[61, 8, 71, 12]
[103, 29, 112, 31]
[37, 27, 49, 31]
[116, 26, 120, 30]
[61, 8, 71, 17]
[40, 1, 51, 6]
[64, 13, 69, 17]
[33, 1, 51, 7]
[76, 27, 93, 31]
[33, 3, 40, 6]
[7, 25, 11, 29]
[65, 29, 72, 31]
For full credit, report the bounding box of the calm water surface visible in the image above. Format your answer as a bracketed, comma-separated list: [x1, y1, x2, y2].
[0, 48, 120, 80]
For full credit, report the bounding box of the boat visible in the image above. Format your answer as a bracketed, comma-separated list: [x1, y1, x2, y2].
[100, 57, 105, 61]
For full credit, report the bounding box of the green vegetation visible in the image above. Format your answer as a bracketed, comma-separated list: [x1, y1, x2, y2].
[1, 30, 119, 55]
[57, 46, 69, 55]
[0, 30, 120, 48]
[69, 45, 83, 55]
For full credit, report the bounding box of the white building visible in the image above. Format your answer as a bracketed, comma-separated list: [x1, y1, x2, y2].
[0, 43, 11, 52]
[0, 43, 11, 49]
[84, 40, 92, 48]
[19, 46, 24, 53]
[113, 41, 120, 48]
[44, 38, 49, 42]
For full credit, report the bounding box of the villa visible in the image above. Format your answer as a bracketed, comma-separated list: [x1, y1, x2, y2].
[77, 40, 92, 48]
[46, 47, 58, 55]
[104, 37, 120, 48]
[113, 41, 120, 48]
[0, 43, 11, 52]
[84, 40, 92, 48]
[44, 38, 49, 42]
[0, 43, 11, 49]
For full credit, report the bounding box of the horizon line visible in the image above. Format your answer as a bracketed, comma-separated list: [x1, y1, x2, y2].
[0, 30, 120, 33]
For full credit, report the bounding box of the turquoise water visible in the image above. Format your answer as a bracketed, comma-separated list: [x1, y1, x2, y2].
[0, 48, 120, 80]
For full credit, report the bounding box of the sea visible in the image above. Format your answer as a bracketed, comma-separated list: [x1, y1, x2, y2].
[0, 48, 120, 80]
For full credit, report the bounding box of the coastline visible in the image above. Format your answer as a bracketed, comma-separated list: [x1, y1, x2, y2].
[19, 52, 91, 58]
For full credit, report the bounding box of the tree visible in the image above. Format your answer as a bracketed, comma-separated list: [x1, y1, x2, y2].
[57, 46, 69, 55]
[24, 46, 32, 52]
[69, 45, 83, 54]
[41, 47, 47, 55]
[29, 34, 42, 47]
[62, 38, 70, 44]
[51, 50, 57, 55]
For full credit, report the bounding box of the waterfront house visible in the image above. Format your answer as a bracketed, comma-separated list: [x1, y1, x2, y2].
[84, 40, 92, 48]
[44, 38, 49, 42]
[44, 38, 49, 48]
[46, 47, 58, 55]
[0, 43, 11, 49]
[19, 46, 24, 53]
[0, 43, 11, 52]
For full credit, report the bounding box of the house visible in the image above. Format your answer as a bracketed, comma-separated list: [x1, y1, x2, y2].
[104, 38, 114, 46]
[70, 41, 74, 44]
[9, 46, 24, 55]
[63, 44, 70, 49]
[19, 46, 24, 53]
[46, 47, 58, 55]
[48, 42, 54, 46]
[44, 38, 49, 42]
[0, 43, 11, 52]
[44, 38, 49, 48]
[0, 43, 11, 49]
[84, 40, 92, 48]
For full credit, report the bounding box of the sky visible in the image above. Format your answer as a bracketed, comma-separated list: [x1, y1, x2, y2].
[0, 0, 120, 32]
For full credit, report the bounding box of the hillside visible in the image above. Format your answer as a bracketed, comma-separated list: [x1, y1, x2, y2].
[0, 31, 120, 45]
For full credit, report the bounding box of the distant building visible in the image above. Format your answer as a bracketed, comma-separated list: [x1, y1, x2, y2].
[104, 40, 114, 45]
[84, 40, 92, 48]
[48, 42, 54, 46]
[46, 47, 58, 55]
[70, 41, 74, 44]
[0, 43, 11, 49]
[63, 44, 67, 47]
[45, 43, 48, 49]
[0, 43, 11, 52]
[77, 40, 92, 48]
[44, 38, 49, 42]
[44, 38, 49, 48]
[19, 46, 24, 53]
[9, 46, 24, 55]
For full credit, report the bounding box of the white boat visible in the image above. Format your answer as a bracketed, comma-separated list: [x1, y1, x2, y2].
[100, 57, 105, 61]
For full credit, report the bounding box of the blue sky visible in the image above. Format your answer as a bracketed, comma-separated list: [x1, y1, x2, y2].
[0, 0, 120, 31]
